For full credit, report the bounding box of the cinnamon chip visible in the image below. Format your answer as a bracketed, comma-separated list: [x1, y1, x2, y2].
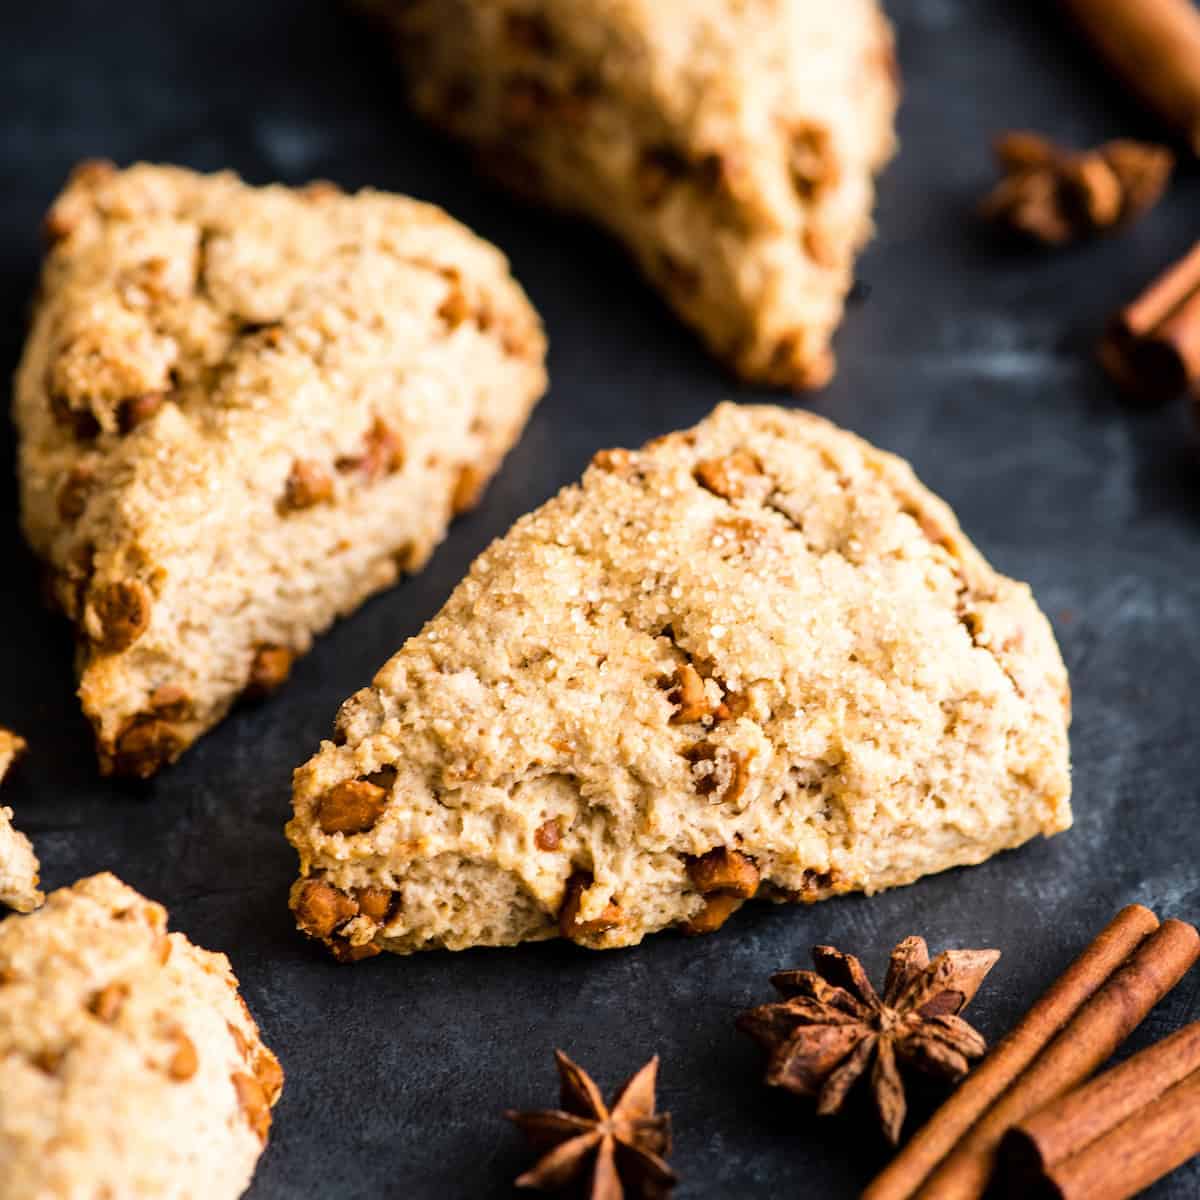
[328, 938, 383, 963]
[685, 743, 753, 806]
[87, 580, 151, 652]
[117, 392, 164, 433]
[167, 1029, 198, 1081]
[280, 459, 334, 512]
[451, 463, 486, 514]
[232, 1072, 272, 1143]
[804, 224, 838, 269]
[360, 417, 408, 477]
[714, 690, 749, 721]
[438, 287, 472, 329]
[147, 684, 191, 720]
[292, 878, 358, 939]
[50, 393, 101, 440]
[316, 779, 388, 836]
[687, 847, 760, 898]
[338, 417, 405, 481]
[254, 1049, 285, 1102]
[111, 717, 184, 778]
[667, 663, 711, 723]
[227, 1021, 251, 1060]
[790, 122, 840, 199]
[353, 886, 396, 924]
[534, 818, 562, 851]
[681, 892, 744, 935]
[57, 463, 96, 523]
[245, 645, 293, 699]
[558, 871, 621, 941]
[88, 982, 129, 1023]
[694, 451, 763, 500]
[33, 1048, 65, 1075]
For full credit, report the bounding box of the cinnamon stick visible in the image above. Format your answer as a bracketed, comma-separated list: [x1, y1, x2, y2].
[861, 904, 1160, 1200]
[1003, 1021, 1200, 1177]
[1061, 0, 1200, 154]
[1099, 241, 1200, 403]
[1028, 1068, 1200, 1200]
[914, 917, 1200, 1199]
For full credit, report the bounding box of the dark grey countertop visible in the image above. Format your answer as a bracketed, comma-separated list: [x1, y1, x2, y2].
[4, 2, 1200, 1196]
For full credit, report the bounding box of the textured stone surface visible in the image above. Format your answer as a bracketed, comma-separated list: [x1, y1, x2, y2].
[2, 2, 1199, 1196]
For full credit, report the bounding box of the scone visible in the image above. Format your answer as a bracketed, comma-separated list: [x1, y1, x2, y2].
[0, 873, 282, 1199]
[0, 730, 41, 914]
[286, 403, 1072, 960]
[358, 0, 898, 388]
[15, 161, 547, 777]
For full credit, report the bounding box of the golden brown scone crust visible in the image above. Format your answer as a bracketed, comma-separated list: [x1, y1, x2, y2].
[0, 730, 40, 914]
[360, 0, 898, 387]
[0, 873, 282, 1199]
[286, 404, 1072, 960]
[14, 161, 547, 776]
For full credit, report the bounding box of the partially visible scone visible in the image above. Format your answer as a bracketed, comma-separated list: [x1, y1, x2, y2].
[0, 729, 41, 913]
[0, 873, 282, 1199]
[15, 161, 547, 776]
[359, 0, 898, 387]
[286, 404, 1072, 960]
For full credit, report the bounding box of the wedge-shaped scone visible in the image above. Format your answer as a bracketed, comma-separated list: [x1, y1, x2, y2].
[0, 873, 282, 1199]
[287, 404, 1072, 959]
[358, 0, 898, 387]
[0, 730, 41, 914]
[15, 161, 547, 777]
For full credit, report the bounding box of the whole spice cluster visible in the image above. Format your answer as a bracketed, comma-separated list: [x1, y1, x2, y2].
[863, 906, 1200, 1199]
[506, 908, 1200, 1199]
[976, 0, 1200, 410]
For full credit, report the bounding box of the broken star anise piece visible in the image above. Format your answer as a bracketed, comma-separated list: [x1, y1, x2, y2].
[736, 936, 999, 1144]
[506, 1050, 677, 1199]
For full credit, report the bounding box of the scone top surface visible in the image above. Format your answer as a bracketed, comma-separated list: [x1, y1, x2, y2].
[288, 404, 1071, 958]
[0, 873, 281, 1200]
[373, 0, 897, 386]
[15, 161, 546, 776]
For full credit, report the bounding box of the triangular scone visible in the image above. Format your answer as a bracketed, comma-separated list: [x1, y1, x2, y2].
[358, 0, 897, 388]
[287, 404, 1071, 959]
[15, 162, 547, 776]
[0, 730, 41, 913]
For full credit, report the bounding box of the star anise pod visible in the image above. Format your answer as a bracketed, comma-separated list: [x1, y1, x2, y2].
[737, 936, 999, 1144]
[979, 130, 1173, 245]
[506, 1051, 677, 1199]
